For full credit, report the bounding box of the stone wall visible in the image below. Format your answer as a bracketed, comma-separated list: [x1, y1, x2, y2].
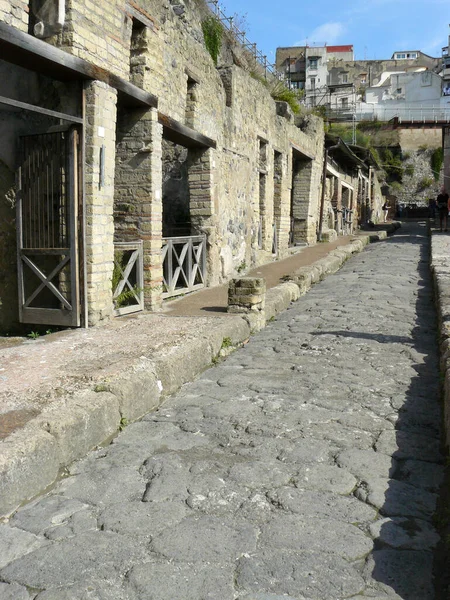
[60, 0, 132, 78]
[399, 128, 442, 152]
[0, 0, 28, 31]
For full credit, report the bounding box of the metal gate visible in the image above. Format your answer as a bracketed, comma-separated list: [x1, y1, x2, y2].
[17, 128, 81, 327]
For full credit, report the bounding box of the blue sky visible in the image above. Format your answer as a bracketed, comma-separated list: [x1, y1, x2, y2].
[218, 0, 449, 64]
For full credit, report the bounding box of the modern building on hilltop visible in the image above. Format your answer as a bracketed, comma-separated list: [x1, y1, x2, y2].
[276, 45, 442, 114]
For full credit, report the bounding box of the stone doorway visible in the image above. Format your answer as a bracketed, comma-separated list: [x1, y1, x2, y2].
[290, 151, 313, 245]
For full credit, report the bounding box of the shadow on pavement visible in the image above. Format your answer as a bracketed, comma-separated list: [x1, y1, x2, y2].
[368, 223, 444, 598]
[315, 222, 445, 598]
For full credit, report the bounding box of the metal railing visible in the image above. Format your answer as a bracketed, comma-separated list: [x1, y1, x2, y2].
[206, 0, 278, 79]
[327, 104, 450, 123]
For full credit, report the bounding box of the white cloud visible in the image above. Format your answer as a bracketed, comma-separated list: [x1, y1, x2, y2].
[295, 22, 346, 46]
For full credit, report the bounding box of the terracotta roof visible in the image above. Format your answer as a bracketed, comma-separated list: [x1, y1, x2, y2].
[326, 45, 353, 53]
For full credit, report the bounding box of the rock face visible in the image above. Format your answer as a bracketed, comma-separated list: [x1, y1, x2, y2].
[0, 222, 443, 599]
[396, 147, 444, 206]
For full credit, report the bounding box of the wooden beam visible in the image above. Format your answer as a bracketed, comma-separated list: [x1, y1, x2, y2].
[158, 112, 217, 148]
[0, 22, 157, 109]
[290, 142, 315, 160]
[0, 95, 84, 124]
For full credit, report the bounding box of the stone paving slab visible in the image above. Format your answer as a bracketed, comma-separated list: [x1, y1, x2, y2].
[0, 220, 445, 600]
[0, 226, 399, 518]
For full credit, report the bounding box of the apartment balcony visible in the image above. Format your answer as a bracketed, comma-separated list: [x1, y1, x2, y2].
[442, 62, 450, 81]
[289, 72, 305, 83]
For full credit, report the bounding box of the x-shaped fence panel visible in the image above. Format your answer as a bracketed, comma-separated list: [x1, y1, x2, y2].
[162, 235, 206, 298]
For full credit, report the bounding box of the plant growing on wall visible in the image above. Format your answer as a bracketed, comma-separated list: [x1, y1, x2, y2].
[202, 16, 223, 65]
[404, 164, 415, 177]
[270, 81, 304, 114]
[111, 250, 142, 309]
[431, 147, 443, 181]
[417, 176, 434, 191]
[380, 148, 403, 183]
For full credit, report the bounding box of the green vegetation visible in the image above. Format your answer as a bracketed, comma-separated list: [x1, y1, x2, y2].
[417, 176, 434, 191]
[236, 261, 247, 274]
[357, 120, 386, 131]
[221, 336, 232, 349]
[94, 384, 109, 392]
[326, 123, 370, 147]
[250, 76, 304, 115]
[379, 148, 403, 183]
[112, 250, 142, 309]
[27, 331, 40, 339]
[431, 147, 444, 181]
[270, 83, 304, 114]
[389, 181, 402, 192]
[404, 164, 415, 177]
[202, 16, 223, 65]
[119, 417, 129, 431]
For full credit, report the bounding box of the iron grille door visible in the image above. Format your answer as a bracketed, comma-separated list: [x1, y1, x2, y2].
[17, 128, 81, 327]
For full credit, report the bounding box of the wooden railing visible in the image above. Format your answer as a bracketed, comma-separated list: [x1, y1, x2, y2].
[162, 235, 206, 298]
[113, 241, 144, 316]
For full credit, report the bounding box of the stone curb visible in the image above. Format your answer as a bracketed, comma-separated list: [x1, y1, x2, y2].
[430, 232, 450, 448]
[0, 227, 398, 517]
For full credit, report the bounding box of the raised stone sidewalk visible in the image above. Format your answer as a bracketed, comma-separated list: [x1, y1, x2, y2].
[0, 225, 398, 518]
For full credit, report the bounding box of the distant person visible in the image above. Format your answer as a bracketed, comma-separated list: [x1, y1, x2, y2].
[382, 201, 390, 223]
[429, 197, 437, 220]
[437, 189, 450, 231]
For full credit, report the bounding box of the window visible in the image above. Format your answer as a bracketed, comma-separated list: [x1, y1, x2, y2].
[341, 97, 348, 108]
[360, 73, 367, 84]
[310, 77, 316, 90]
[341, 73, 348, 83]
[396, 88, 402, 94]
[309, 58, 318, 69]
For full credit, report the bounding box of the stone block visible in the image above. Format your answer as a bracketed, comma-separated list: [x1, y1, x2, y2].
[0, 428, 60, 517]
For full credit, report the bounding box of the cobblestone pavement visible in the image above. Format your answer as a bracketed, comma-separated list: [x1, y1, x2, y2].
[0, 221, 444, 600]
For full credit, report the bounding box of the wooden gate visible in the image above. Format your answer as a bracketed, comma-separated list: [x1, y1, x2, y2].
[17, 128, 81, 327]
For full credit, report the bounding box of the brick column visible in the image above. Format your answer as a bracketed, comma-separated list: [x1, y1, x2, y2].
[228, 277, 266, 313]
[273, 151, 289, 255]
[291, 157, 313, 244]
[84, 81, 117, 326]
[188, 147, 219, 286]
[114, 106, 163, 310]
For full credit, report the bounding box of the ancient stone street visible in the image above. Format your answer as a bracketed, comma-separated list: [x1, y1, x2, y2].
[0, 222, 444, 600]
